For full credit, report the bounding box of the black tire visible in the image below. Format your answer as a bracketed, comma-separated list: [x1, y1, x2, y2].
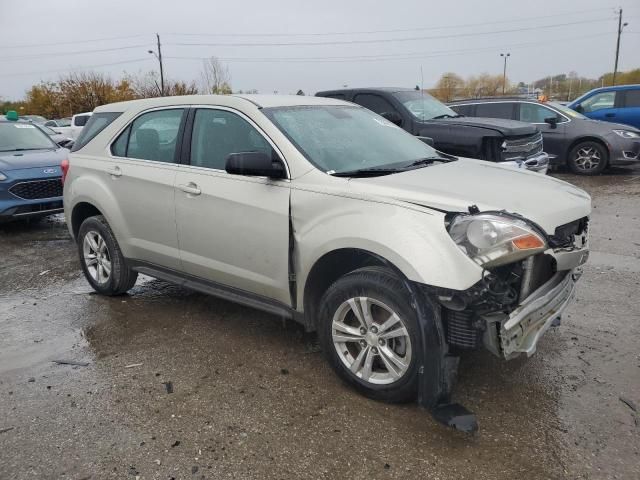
[567, 141, 608, 175]
[318, 266, 423, 403]
[77, 215, 138, 295]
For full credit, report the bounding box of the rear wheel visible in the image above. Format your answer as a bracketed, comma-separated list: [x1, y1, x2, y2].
[77, 215, 138, 295]
[567, 141, 608, 175]
[319, 267, 423, 403]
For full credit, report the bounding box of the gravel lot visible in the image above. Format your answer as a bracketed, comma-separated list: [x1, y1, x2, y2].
[1, 166, 639, 479]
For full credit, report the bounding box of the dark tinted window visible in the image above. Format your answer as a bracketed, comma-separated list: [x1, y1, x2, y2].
[475, 102, 514, 119]
[72, 112, 121, 151]
[450, 104, 474, 116]
[353, 93, 399, 115]
[190, 109, 272, 170]
[623, 89, 640, 107]
[74, 115, 91, 127]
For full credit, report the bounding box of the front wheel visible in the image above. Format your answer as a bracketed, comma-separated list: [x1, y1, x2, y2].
[567, 141, 608, 175]
[77, 215, 138, 295]
[318, 267, 423, 403]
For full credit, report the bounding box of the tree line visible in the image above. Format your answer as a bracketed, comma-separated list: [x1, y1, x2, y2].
[429, 68, 640, 102]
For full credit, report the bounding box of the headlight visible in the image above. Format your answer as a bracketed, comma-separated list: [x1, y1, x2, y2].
[0, 172, 6, 181]
[613, 130, 640, 139]
[448, 213, 547, 268]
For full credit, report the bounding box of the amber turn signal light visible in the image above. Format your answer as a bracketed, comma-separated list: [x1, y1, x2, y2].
[512, 234, 545, 250]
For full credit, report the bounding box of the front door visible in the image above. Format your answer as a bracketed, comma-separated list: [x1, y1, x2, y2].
[174, 107, 291, 304]
[517, 103, 566, 162]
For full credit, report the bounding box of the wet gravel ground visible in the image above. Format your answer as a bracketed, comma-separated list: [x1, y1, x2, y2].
[1, 166, 639, 480]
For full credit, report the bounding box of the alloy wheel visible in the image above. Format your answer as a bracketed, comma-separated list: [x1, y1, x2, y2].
[331, 297, 412, 385]
[82, 230, 111, 284]
[574, 146, 602, 171]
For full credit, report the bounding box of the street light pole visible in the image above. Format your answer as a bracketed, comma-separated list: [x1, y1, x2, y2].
[612, 9, 628, 86]
[148, 34, 165, 96]
[500, 53, 510, 95]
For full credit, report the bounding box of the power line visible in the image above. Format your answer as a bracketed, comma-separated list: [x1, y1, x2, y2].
[0, 58, 152, 78]
[163, 7, 617, 38]
[163, 32, 613, 64]
[0, 44, 154, 62]
[166, 18, 613, 48]
[0, 34, 151, 50]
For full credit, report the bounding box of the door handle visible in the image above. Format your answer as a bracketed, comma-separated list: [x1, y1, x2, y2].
[178, 182, 201, 196]
[605, 113, 616, 118]
[107, 166, 122, 177]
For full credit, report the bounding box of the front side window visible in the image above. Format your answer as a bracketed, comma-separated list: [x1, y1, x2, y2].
[475, 102, 514, 120]
[353, 94, 399, 116]
[581, 91, 616, 113]
[189, 109, 272, 170]
[112, 108, 184, 162]
[264, 105, 441, 173]
[519, 103, 561, 123]
[0, 122, 56, 152]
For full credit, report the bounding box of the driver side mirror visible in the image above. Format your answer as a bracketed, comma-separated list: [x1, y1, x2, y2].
[573, 103, 583, 113]
[225, 151, 286, 179]
[381, 112, 403, 126]
[544, 117, 558, 129]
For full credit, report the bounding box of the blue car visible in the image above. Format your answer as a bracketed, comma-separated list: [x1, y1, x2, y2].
[568, 84, 640, 129]
[0, 114, 68, 222]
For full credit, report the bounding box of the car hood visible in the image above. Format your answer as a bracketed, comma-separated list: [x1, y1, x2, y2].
[426, 116, 537, 136]
[0, 148, 67, 171]
[348, 158, 591, 234]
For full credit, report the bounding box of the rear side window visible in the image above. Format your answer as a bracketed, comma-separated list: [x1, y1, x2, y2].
[475, 103, 514, 120]
[74, 115, 91, 127]
[353, 94, 399, 115]
[623, 89, 640, 108]
[111, 108, 185, 162]
[450, 104, 474, 116]
[71, 112, 121, 152]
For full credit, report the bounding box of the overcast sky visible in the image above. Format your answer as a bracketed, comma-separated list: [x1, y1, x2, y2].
[1, 0, 639, 100]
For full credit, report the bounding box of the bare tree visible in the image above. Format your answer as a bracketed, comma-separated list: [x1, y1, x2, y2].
[200, 57, 232, 94]
[127, 71, 198, 98]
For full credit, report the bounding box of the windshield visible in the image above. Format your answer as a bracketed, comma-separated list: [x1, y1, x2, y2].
[548, 102, 587, 120]
[57, 118, 72, 127]
[263, 105, 444, 174]
[0, 123, 56, 151]
[393, 91, 459, 121]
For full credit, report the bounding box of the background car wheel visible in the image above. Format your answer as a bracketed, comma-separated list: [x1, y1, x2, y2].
[77, 215, 138, 295]
[568, 141, 608, 175]
[318, 267, 423, 403]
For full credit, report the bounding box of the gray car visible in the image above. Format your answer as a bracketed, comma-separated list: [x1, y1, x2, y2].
[449, 98, 640, 175]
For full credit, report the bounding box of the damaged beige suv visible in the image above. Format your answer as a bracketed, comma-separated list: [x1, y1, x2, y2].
[64, 95, 590, 430]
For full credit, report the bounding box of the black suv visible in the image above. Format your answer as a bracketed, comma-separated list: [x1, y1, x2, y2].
[316, 88, 549, 173]
[448, 98, 640, 175]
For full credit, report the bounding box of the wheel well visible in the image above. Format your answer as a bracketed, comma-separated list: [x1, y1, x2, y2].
[566, 137, 609, 165]
[71, 202, 102, 239]
[303, 249, 387, 331]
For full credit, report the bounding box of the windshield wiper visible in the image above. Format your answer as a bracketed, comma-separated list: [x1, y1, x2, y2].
[431, 114, 461, 119]
[404, 156, 450, 168]
[1, 147, 52, 152]
[330, 167, 401, 178]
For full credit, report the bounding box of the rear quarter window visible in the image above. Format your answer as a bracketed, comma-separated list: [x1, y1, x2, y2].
[71, 112, 122, 152]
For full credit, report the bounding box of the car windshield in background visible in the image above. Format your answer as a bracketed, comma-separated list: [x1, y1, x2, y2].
[0, 123, 55, 152]
[39, 125, 58, 135]
[393, 91, 460, 120]
[57, 119, 72, 127]
[548, 102, 588, 120]
[264, 105, 445, 174]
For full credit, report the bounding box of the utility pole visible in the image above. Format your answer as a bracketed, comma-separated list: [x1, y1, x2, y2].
[500, 53, 510, 95]
[148, 34, 165, 96]
[612, 9, 628, 86]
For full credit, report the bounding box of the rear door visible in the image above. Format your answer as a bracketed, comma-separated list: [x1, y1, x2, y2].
[107, 107, 186, 269]
[617, 89, 640, 129]
[474, 102, 516, 120]
[174, 107, 291, 304]
[516, 102, 566, 162]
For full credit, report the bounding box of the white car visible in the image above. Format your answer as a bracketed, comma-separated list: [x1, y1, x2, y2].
[47, 112, 92, 139]
[63, 95, 590, 430]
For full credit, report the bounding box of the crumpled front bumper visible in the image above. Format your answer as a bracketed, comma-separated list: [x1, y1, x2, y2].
[500, 152, 550, 174]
